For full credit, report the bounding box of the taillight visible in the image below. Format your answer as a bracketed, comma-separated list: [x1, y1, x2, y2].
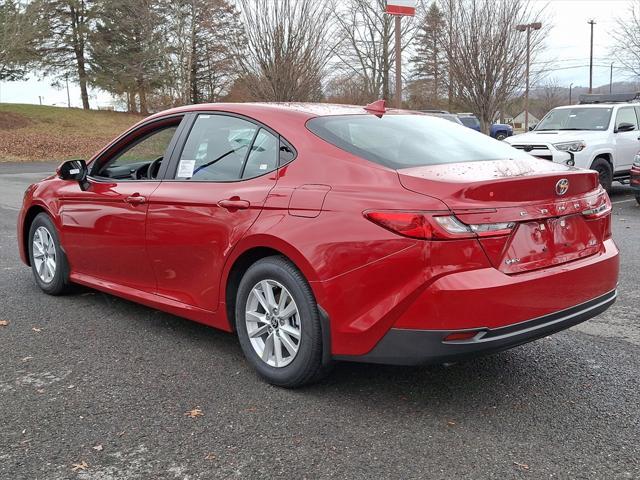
[364, 211, 515, 240]
[582, 191, 612, 219]
[364, 211, 433, 239]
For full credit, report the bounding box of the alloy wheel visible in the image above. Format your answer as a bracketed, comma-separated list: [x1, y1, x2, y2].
[245, 279, 301, 368]
[32, 226, 57, 283]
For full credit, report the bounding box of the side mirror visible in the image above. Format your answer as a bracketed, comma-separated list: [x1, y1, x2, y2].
[616, 122, 636, 133]
[528, 125, 535, 131]
[57, 159, 89, 190]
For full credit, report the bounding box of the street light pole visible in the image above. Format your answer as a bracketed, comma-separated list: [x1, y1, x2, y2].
[516, 22, 542, 132]
[588, 20, 596, 94]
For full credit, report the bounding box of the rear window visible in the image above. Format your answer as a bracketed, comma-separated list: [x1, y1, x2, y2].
[306, 114, 529, 169]
[458, 116, 480, 129]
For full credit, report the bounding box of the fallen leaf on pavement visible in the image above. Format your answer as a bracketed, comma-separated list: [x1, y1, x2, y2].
[513, 461, 530, 470]
[205, 453, 216, 460]
[92, 444, 103, 452]
[32, 327, 42, 332]
[72, 461, 89, 472]
[0, 320, 8, 326]
[447, 421, 456, 426]
[185, 407, 204, 418]
[22, 356, 33, 362]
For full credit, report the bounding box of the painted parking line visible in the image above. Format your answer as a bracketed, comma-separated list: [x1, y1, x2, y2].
[612, 198, 636, 205]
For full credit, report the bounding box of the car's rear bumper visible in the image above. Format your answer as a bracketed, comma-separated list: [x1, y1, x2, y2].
[338, 289, 617, 365]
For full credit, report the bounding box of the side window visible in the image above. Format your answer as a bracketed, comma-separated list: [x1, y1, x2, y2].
[242, 129, 278, 179]
[615, 107, 638, 131]
[95, 125, 178, 180]
[176, 114, 258, 181]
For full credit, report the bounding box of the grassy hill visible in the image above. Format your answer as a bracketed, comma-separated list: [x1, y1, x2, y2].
[0, 103, 144, 162]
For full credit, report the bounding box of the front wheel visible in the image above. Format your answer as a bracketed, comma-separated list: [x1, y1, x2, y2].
[590, 158, 613, 193]
[28, 213, 71, 295]
[235, 256, 328, 388]
[495, 132, 508, 141]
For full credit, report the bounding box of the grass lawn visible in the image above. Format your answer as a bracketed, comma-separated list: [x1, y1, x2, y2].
[0, 103, 144, 162]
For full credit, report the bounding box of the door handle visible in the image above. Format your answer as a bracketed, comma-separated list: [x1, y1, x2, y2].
[218, 198, 250, 210]
[125, 194, 147, 205]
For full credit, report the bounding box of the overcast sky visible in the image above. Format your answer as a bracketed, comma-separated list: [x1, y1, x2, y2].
[0, 0, 635, 109]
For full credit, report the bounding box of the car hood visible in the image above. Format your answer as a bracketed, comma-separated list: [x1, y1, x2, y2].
[505, 130, 605, 144]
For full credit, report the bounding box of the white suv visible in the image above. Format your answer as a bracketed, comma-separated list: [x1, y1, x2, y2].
[505, 94, 640, 191]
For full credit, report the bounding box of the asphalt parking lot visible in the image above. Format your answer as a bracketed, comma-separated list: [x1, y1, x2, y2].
[1, 162, 638, 480]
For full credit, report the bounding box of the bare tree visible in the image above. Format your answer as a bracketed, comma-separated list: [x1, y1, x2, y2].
[236, 0, 335, 102]
[333, 0, 417, 103]
[612, 1, 640, 78]
[536, 78, 564, 118]
[445, 0, 546, 132]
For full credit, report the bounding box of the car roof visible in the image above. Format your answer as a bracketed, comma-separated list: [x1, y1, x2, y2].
[553, 103, 640, 109]
[146, 102, 420, 122]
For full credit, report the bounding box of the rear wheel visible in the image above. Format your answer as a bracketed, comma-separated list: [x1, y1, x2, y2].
[636, 193, 640, 206]
[590, 158, 613, 193]
[28, 213, 71, 295]
[235, 256, 328, 388]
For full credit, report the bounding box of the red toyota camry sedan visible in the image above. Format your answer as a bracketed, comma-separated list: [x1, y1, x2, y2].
[18, 102, 619, 387]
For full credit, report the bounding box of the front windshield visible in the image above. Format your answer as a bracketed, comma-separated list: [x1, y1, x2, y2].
[536, 107, 613, 131]
[307, 114, 530, 169]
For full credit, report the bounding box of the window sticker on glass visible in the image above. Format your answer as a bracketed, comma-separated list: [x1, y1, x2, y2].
[259, 164, 268, 170]
[177, 159, 196, 178]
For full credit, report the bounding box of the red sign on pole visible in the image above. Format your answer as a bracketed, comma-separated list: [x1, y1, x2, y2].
[386, 0, 416, 16]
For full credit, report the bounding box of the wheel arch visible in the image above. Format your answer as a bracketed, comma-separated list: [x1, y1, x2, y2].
[222, 240, 332, 365]
[590, 152, 613, 170]
[21, 204, 52, 266]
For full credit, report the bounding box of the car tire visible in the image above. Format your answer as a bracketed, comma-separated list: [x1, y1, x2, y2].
[235, 256, 328, 388]
[28, 213, 71, 295]
[636, 193, 640, 206]
[590, 158, 613, 193]
[495, 132, 508, 141]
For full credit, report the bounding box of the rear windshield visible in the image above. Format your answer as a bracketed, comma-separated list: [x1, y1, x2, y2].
[306, 114, 529, 169]
[458, 116, 480, 129]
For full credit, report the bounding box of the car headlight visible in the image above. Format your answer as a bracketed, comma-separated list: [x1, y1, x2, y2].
[553, 141, 586, 152]
[634, 154, 640, 167]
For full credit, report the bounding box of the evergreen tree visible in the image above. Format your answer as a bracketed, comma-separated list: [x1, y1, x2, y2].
[33, 0, 94, 109]
[411, 2, 447, 106]
[89, 0, 166, 113]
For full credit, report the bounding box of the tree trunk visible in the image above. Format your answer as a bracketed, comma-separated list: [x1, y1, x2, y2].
[70, 5, 90, 110]
[138, 85, 148, 114]
[77, 59, 90, 110]
[189, 4, 199, 104]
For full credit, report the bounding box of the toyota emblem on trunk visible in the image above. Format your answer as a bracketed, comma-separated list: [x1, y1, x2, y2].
[524, 145, 534, 152]
[555, 178, 569, 196]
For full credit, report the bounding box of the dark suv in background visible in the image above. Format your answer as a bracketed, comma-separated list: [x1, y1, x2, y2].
[457, 113, 514, 140]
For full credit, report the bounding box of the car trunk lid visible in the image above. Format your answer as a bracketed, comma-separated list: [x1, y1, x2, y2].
[398, 158, 611, 274]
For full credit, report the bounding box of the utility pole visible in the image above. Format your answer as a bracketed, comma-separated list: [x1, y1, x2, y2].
[65, 74, 71, 108]
[516, 22, 542, 132]
[588, 20, 596, 94]
[569, 82, 573, 104]
[610, 62, 614, 94]
[395, 15, 402, 108]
